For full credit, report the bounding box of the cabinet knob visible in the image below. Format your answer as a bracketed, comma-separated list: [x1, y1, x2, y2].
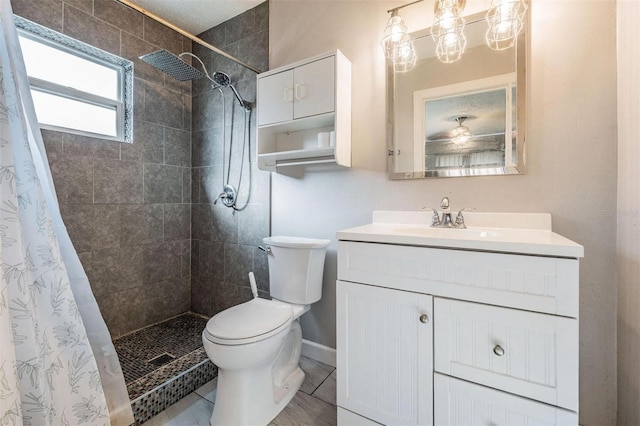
[419, 314, 429, 324]
[493, 344, 505, 356]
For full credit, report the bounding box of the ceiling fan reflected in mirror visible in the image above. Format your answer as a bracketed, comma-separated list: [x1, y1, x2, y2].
[450, 115, 471, 144]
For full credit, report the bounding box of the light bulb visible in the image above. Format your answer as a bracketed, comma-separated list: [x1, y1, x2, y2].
[486, 0, 527, 50]
[381, 11, 416, 73]
[432, 0, 467, 63]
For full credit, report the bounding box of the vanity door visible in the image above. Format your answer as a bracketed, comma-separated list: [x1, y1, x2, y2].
[337, 280, 433, 426]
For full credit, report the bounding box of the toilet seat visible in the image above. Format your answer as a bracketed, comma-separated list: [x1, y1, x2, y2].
[203, 298, 293, 345]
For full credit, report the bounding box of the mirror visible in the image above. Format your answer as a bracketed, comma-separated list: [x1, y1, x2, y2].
[387, 10, 527, 179]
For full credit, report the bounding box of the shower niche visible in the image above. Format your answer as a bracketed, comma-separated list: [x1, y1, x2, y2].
[256, 50, 351, 171]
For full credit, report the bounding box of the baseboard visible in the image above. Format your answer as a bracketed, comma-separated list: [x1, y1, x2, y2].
[301, 339, 336, 368]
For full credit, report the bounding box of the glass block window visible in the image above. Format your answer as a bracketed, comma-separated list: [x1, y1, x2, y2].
[15, 16, 133, 142]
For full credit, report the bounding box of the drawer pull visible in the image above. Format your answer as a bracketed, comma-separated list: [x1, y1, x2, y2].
[419, 314, 429, 324]
[493, 344, 505, 356]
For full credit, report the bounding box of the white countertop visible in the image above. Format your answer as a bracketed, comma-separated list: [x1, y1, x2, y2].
[337, 211, 584, 258]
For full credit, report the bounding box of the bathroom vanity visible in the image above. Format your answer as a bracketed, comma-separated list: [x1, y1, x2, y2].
[336, 211, 583, 425]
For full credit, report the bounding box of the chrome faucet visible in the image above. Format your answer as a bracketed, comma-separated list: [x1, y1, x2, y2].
[423, 197, 475, 229]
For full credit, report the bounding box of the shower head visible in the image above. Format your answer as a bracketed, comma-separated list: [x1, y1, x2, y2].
[139, 50, 207, 81]
[212, 71, 232, 87]
[212, 71, 251, 111]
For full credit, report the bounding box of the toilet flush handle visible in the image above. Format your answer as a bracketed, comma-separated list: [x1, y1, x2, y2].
[258, 245, 271, 254]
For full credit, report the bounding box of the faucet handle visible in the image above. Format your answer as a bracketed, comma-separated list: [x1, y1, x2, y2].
[422, 207, 441, 226]
[454, 207, 476, 228]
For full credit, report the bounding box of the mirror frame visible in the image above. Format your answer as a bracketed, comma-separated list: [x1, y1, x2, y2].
[386, 9, 529, 179]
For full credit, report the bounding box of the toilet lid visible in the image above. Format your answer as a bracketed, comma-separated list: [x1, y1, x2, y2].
[204, 298, 293, 342]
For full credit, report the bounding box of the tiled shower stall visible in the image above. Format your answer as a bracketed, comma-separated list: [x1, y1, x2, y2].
[12, 0, 270, 421]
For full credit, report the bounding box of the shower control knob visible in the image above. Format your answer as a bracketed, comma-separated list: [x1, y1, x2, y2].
[419, 314, 429, 324]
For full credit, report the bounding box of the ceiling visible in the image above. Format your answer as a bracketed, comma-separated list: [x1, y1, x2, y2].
[128, 0, 266, 35]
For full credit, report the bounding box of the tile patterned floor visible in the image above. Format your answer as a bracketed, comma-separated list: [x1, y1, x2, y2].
[113, 313, 218, 423]
[142, 356, 338, 426]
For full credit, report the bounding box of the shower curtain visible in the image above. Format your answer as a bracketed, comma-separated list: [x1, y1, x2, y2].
[0, 1, 134, 425]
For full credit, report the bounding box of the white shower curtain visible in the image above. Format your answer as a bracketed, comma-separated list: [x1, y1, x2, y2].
[0, 1, 133, 425]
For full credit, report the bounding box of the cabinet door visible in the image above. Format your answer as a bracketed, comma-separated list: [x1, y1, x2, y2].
[337, 280, 433, 426]
[293, 56, 335, 119]
[434, 298, 578, 411]
[434, 373, 578, 425]
[257, 69, 293, 126]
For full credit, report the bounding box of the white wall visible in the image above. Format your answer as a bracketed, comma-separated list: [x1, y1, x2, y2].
[269, 1, 617, 424]
[616, 1, 639, 424]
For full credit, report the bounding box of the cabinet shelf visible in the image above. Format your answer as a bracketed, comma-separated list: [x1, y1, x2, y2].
[258, 147, 336, 169]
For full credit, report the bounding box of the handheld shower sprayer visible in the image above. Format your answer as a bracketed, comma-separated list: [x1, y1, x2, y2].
[212, 71, 251, 110]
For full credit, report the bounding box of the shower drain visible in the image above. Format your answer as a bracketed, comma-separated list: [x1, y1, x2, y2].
[147, 353, 176, 367]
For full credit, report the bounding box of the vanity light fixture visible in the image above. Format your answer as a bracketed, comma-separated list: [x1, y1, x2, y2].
[431, 0, 467, 63]
[485, 0, 528, 50]
[381, 0, 527, 69]
[381, 9, 417, 72]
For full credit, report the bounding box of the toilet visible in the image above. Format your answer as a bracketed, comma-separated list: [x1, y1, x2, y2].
[202, 236, 331, 426]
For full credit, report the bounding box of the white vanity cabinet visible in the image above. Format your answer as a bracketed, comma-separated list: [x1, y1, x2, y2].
[336, 281, 433, 425]
[256, 50, 351, 171]
[336, 211, 583, 426]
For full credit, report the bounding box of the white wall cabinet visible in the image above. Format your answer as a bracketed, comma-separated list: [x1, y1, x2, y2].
[336, 233, 581, 425]
[256, 50, 351, 171]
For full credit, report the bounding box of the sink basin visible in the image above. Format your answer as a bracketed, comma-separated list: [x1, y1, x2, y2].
[337, 211, 584, 258]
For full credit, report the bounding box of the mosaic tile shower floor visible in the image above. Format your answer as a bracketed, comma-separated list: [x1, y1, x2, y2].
[114, 313, 217, 425]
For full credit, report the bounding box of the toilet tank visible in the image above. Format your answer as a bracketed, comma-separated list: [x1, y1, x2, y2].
[263, 236, 331, 305]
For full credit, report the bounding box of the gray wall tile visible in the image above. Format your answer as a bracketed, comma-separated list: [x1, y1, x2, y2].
[64, 0, 93, 14]
[60, 203, 93, 252]
[144, 164, 183, 203]
[119, 203, 164, 245]
[163, 276, 191, 318]
[11, 0, 63, 32]
[63, 133, 121, 159]
[94, 159, 143, 203]
[191, 276, 216, 317]
[92, 203, 120, 250]
[191, 3, 269, 318]
[143, 16, 182, 55]
[121, 32, 165, 83]
[32, 0, 195, 337]
[94, 0, 143, 39]
[92, 246, 144, 293]
[197, 240, 224, 280]
[225, 9, 255, 46]
[144, 82, 185, 129]
[183, 168, 192, 203]
[50, 155, 93, 203]
[192, 203, 214, 241]
[165, 128, 191, 167]
[165, 204, 191, 241]
[63, 4, 120, 55]
[224, 243, 253, 286]
[255, 1, 269, 33]
[41, 130, 63, 155]
[144, 241, 183, 284]
[238, 203, 269, 247]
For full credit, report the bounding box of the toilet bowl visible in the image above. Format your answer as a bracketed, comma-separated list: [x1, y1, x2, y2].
[202, 236, 330, 426]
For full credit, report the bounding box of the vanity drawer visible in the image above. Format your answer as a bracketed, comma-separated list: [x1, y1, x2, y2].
[434, 298, 578, 411]
[337, 241, 579, 317]
[434, 373, 578, 425]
